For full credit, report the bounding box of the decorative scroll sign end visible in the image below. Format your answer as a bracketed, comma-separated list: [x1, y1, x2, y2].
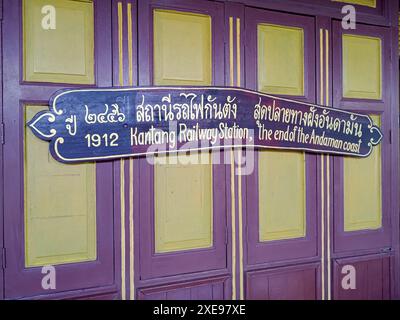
[28, 111, 57, 141]
[26, 87, 384, 164]
[369, 124, 383, 146]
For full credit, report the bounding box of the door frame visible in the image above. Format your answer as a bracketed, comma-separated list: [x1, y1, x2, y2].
[332, 21, 392, 253]
[0, 0, 4, 301]
[136, 0, 229, 289]
[388, 0, 400, 300]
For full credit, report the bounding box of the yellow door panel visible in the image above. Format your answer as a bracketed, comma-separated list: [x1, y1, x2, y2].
[154, 9, 212, 85]
[23, 0, 94, 84]
[342, 34, 382, 100]
[344, 116, 382, 231]
[25, 105, 96, 267]
[258, 24, 304, 96]
[258, 150, 306, 241]
[332, 0, 376, 8]
[154, 154, 213, 253]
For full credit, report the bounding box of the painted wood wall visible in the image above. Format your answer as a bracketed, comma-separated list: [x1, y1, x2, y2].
[0, 0, 398, 300]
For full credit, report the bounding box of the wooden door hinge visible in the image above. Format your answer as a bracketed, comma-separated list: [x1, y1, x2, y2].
[381, 247, 392, 253]
[0, 123, 4, 145]
[1, 247, 6, 269]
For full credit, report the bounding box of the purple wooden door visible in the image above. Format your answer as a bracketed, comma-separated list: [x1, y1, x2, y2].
[243, 7, 319, 299]
[135, 0, 229, 298]
[2, 0, 114, 299]
[331, 21, 393, 299]
[242, 4, 396, 300]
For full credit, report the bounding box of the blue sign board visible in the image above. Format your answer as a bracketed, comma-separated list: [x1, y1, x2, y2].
[27, 87, 383, 163]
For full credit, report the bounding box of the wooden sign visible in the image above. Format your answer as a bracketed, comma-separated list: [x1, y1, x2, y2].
[27, 87, 383, 163]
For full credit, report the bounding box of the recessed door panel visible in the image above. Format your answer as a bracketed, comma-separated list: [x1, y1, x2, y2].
[333, 255, 390, 300]
[344, 115, 382, 232]
[153, 9, 211, 85]
[332, 0, 376, 8]
[25, 105, 97, 267]
[247, 264, 319, 300]
[23, 0, 94, 84]
[342, 34, 382, 100]
[154, 154, 213, 253]
[257, 24, 305, 96]
[258, 151, 306, 242]
[138, 277, 227, 300]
